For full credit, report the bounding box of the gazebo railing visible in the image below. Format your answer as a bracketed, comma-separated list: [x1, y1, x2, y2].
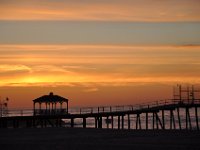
[34, 109, 67, 115]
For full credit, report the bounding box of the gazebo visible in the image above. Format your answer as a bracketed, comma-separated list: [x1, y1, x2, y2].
[33, 92, 69, 116]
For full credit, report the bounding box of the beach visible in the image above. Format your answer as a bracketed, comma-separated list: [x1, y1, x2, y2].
[0, 128, 199, 150]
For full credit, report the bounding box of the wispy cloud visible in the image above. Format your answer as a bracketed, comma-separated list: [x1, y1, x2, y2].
[0, 0, 199, 21]
[0, 64, 31, 73]
[0, 44, 200, 87]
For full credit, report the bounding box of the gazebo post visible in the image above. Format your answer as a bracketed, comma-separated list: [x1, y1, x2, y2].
[51, 103, 54, 114]
[45, 102, 47, 114]
[48, 103, 50, 114]
[39, 103, 41, 114]
[55, 103, 57, 114]
[60, 102, 63, 109]
[67, 101, 69, 114]
[33, 102, 36, 116]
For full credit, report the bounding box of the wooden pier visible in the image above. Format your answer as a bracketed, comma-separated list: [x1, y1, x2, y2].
[0, 99, 200, 130]
[1, 85, 200, 130]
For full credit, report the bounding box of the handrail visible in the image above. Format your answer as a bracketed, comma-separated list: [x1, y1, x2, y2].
[2, 99, 200, 117]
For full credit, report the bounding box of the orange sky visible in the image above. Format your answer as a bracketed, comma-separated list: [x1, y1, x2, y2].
[0, 0, 200, 108]
[0, 0, 200, 21]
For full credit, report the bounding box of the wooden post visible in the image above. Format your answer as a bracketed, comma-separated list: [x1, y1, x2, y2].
[98, 117, 102, 128]
[162, 110, 165, 130]
[186, 108, 188, 130]
[136, 114, 141, 129]
[155, 112, 163, 129]
[177, 107, 182, 130]
[95, 117, 98, 128]
[170, 110, 176, 129]
[136, 114, 138, 130]
[106, 116, 109, 129]
[83, 118, 86, 128]
[186, 107, 192, 130]
[67, 101, 69, 114]
[188, 108, 192, 130]
[128, 114, 130, 130]
[153, 112, 155, 130]
[138, 114, 141, 129]
[122, 115, 124, 129]
[146, 112, 148, 130]
[111, 116, 114, 129]
[118, 116, 120, 129]
[156, 112, 159, 129]
[71, 118, 74, 128]
[33, 102, 36, 116]
[195, 107, 199, 130]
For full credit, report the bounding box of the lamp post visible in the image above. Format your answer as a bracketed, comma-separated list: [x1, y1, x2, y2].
[0, 97, 9, 117]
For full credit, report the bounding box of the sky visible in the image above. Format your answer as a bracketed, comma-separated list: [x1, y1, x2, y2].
[0, 0, 200, 108]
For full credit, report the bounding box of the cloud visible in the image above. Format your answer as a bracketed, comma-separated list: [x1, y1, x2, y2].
[0, 44, 200, 87]
[0, 0, 199, 21]
[83, 87, 99, 93]
[0, 64, 31, 72]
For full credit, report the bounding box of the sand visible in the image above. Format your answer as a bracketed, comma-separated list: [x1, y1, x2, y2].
[0, 128, 200, 150]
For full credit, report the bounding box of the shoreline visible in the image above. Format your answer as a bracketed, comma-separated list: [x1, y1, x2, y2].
[0, 128, 200, 150]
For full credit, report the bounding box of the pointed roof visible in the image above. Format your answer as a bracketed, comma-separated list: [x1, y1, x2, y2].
[33, 92, 68, 103]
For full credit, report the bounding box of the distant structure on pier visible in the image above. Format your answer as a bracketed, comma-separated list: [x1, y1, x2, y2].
[0, 97, 9, 117]
[33, 92, 69, 116]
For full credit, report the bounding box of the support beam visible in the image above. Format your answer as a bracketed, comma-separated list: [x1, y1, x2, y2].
[186, 108, 192, 130]
[83, 118, 86, 128]
[95, 117, 98, 128]
[111, 116, 114, 129]
[188, 108, 192, 130]
[136, 114, 141, 130]
[33, 103, 36, 116]
[128, 114, 130, 130]
[67, 101, 69, 114]
[156, 112, 159, 129]
[146, 112, 148, 130]
[138, 114, 141, 129]
[195, 107, 199, 130]
[118, 116, 120, 129]
[98, 117, 102, 128]
[177, 107, 182, 130]
[71, 118, 74, 128]
[170, 110, 176, 129]
[106, 116, 109, 129]
[122, 115, 124, 129]
[155, 112, 163, 129]
[153, 112, 155, 130]
[162, 110, 165, 130]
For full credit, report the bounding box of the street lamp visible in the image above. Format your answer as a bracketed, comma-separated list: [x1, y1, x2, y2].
[0, 97, 9, 117]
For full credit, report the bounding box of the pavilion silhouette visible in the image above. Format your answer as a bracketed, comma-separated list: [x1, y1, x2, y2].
[33, 92, 69, 116]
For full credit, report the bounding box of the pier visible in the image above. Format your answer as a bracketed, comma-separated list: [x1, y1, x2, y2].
[0, 85, 200, 130]
[0, 99, 200, 130]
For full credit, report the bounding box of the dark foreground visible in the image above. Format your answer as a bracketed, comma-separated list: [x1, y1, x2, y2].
[0, 128, 199, 150]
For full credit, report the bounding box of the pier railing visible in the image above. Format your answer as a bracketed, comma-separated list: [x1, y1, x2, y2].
[3, 99, 200, 117]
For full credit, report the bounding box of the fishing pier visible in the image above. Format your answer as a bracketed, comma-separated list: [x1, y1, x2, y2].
[0, 85, 200, 130]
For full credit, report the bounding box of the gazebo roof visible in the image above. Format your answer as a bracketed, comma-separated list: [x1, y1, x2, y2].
[33, 92, 68, 103]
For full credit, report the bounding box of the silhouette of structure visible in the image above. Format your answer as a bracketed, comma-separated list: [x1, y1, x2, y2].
[0, 85, 199, 130]
[0, 97, 9, 117]
[33, 92, 69, 116]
